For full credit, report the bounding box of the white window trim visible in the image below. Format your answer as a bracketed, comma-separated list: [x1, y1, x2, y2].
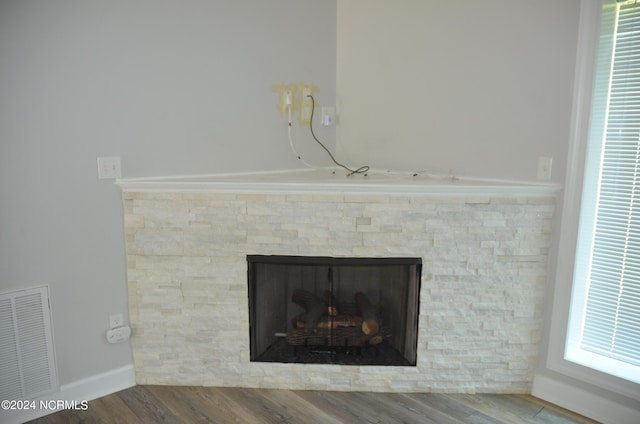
[543, 0, 640, 402]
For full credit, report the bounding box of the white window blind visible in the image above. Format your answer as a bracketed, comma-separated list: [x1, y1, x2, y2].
[569, 0, 640, 378]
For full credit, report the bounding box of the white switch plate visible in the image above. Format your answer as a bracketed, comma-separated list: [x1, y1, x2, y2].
[97, 156, 121, 179]
[537, 156, 553, 180]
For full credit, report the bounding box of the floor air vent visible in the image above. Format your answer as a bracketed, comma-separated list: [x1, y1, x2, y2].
[0, 286, 57, 400]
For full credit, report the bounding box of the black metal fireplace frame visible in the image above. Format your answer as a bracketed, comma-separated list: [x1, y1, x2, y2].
[247, 255, 422, 366]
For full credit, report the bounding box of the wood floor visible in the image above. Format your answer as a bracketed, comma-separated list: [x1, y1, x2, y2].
[28, 385, 598, 424]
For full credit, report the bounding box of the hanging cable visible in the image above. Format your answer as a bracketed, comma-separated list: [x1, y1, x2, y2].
[307, 95, 369, 176]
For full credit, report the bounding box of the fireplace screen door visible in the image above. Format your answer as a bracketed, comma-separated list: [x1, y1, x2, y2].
[247, 255, 421, 366]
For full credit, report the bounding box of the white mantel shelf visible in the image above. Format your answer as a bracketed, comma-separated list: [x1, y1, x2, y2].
[116, 168, 561, 197]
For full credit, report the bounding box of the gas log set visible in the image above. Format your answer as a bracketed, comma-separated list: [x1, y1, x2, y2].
[287, 289, 388, 348]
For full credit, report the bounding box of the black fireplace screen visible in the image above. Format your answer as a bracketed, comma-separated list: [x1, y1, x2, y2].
[247, 255, 422, 366]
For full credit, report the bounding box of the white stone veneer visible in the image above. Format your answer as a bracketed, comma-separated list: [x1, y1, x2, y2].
[121, 186, 556, 393]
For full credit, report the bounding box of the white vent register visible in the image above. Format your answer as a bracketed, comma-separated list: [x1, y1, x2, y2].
[0, 286, 58, 400]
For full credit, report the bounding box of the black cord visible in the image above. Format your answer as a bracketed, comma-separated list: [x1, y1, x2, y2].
[308, 95, 369, 176]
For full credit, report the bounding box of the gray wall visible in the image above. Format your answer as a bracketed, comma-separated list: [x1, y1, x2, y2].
[0, 0, 336, 386]
[337, 0, 580, 183]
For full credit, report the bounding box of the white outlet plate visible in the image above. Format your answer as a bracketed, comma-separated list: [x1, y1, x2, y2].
[109, 313, 124, 329]
[97, 156, 121, 179]
[300, 87, 313, 124]
[321, 106, 335, 126]
[537, 157, 553, 180]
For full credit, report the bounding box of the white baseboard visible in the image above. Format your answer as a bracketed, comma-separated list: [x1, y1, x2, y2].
[1, 364, 136, 424]
[532, 374, 640, 424]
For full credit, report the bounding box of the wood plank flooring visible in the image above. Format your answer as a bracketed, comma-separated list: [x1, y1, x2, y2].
[28, 385, 598, 424]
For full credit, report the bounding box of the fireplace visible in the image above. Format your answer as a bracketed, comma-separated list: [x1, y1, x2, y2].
[247, 255, 422, 366]
[119, 170, 557, 392]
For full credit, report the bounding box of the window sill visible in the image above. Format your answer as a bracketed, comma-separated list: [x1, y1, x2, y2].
[565, 347, 640, 385]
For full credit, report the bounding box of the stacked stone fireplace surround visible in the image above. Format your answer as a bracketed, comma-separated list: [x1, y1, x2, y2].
[121, 179, 556, 393]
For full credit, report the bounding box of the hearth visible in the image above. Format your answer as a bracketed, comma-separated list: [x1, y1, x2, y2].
[247, 255, 422, 366]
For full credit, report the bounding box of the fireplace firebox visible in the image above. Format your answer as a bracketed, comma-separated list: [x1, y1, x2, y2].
[247, 255, 422, 366]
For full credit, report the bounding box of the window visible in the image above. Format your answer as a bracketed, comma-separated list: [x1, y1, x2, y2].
[566, 0, 640, 383]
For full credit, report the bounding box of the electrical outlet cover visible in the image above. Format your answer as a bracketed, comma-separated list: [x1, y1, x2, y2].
[97, 156, 121, 179]
[109, 313, 124, 329]
[536, 157, 553, 180]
